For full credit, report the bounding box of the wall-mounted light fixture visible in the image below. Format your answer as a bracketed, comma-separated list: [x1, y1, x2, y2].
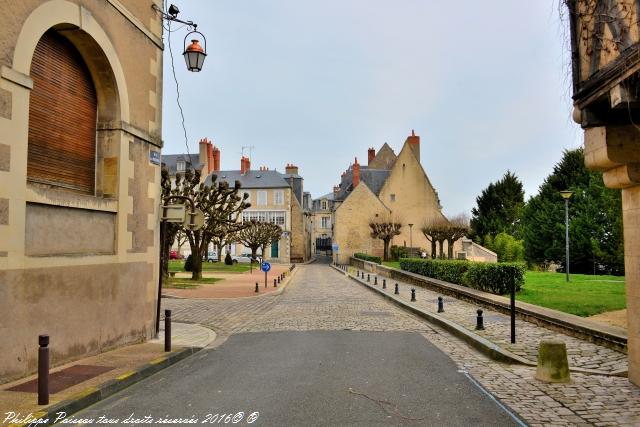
[153, 3, 207, 72]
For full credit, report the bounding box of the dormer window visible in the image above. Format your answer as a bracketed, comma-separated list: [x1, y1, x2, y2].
[321, 200, 328, 210]
[177, 161, 186, 172]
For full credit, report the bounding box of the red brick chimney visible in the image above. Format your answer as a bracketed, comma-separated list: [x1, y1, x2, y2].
[285, 163, 299, 175]
[368, 147, 376, 165]
[406, 129, 420, 162]
[212, 146, 220, 171]
[240, 156, 251, 174]
[353, 157, 360, 187]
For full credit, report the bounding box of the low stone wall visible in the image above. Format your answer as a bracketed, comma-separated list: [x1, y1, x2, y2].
[349, 257, 627, 352]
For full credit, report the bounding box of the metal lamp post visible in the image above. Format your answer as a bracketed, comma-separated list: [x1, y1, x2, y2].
[408, 223, 414, 256]
[560, 190, 573, 282]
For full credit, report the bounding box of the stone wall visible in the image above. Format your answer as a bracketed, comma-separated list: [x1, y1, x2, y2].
[0, 0, 162, 383]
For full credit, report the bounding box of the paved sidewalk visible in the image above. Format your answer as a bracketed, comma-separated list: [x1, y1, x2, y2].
[351, 267, 628, 374]
[0, 322, 214, 424]
[164, 264, 292, 299]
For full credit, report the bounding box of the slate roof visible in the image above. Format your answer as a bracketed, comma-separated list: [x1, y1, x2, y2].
[336, 166, 390, 200]
[161, 153, 201, 175]
[204, 170, 291, 189]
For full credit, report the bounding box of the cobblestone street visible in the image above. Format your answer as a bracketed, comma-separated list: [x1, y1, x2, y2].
[163, 262, 640, 426]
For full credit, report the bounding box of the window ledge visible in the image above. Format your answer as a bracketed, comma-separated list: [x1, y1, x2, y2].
[26, 183, 118, 212]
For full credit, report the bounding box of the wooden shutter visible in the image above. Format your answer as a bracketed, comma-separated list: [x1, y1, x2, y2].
[28, 30, 97, 194]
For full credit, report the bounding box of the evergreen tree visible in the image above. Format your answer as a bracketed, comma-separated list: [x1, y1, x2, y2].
[470, 171, 525, 243]
[522, 149, 623, 275]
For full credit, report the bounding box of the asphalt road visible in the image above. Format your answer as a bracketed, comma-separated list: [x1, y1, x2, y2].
[74, 331, 520, 426]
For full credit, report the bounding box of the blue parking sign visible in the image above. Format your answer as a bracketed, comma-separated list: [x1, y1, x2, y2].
[261, 262, 271, 272]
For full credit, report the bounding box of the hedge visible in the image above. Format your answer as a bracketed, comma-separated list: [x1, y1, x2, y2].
[354, 253, 382, 264]
[399, 258, 525, 295]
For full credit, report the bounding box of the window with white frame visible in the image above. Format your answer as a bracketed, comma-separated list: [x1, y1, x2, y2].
[321, 216, 330, 228]
[321, 200, 328, 210]
[257, 190, 267, 205]
[242, 211, 286, 226]
[177, 161, 186, 172]
[274, 190, 284, 205]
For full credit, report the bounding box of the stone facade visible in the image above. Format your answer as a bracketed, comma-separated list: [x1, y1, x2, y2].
[330, 131, 492, 263]
[0, 0, 163, 383]
[333, 182, 388, 264]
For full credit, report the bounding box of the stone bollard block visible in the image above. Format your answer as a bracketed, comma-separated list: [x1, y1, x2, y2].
[535, 340, 570, 383]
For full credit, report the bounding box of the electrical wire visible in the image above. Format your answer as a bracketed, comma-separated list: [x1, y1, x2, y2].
[166, 18, 193, 166]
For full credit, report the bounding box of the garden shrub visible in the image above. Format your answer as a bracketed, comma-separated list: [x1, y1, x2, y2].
[184, 254, 193, 272]
[354, 253, 382, 264]
[463, 262, 525, 294]
[399, 258, 525, 295]
[390, 245, 409, 261]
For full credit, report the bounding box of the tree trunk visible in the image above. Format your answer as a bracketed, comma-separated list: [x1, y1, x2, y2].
[383, 239, 390, 261]
[438, 240, 445, 259]
[431, 240, 437, 259]
[217, 243, 223, 262]
[191, 246, 203, 280]
[448, 239, 454, 259]
[251, 247, 257, 261]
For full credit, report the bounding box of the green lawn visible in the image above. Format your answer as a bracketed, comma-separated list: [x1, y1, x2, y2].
[169, 260, 252, 273]
[382, 261, 625, 317]
[517, 271, 625, 317]
[164, 276, 222, 289]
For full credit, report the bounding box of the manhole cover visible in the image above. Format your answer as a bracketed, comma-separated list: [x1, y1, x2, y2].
[7, 365, 114, 394]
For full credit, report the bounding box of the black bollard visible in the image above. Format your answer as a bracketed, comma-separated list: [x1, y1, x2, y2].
[367, 273, 370, 282]
[274, 278, 277, 287]
[382, 279, 386, 289]
[164, 309, 172, 352]
[438, 296, 444, 313]
[476, 309, 485, 330]
[394, 283, 399, 295]
[411, 289, 416, 302]
[255, 282, 259, 293]
[374, 276, 378, 285]
[38, 335, 49, 405]
[278, 276, 281, 284]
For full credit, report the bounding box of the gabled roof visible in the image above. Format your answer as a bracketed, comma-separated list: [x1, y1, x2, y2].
[368, 143, 397, 170]
[336, 167, 390, 200]
[204, 169, 291, 189]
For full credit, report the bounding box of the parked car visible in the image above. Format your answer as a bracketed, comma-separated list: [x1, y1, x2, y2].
[231, 254, 253, 264]
[204, 251, 218, 263]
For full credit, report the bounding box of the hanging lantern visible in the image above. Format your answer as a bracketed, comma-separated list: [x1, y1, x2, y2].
[183, 30, 207, 72]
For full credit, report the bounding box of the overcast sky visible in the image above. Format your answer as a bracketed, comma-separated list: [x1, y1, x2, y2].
[161, 1, 581, 216]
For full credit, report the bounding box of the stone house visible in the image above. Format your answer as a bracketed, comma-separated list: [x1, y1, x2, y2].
[331, 131, 496, 264]
[0, 0, 164, 383]
[308, 192, 335, 254]
[203, 159, 309, 263]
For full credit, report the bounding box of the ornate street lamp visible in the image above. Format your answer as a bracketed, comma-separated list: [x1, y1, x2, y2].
[153, 4, 207, 72]
[183, 31, 207, 72]
[560, 190, 573, 282]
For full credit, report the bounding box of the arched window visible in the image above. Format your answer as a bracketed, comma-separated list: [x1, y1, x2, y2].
[27, 30, 97, 194]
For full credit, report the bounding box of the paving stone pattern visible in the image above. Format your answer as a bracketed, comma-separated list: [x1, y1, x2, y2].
[354, 268, 628, 373]
[164, 263, 640, 426]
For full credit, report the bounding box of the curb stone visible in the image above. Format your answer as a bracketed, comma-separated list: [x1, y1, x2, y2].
[10, 347, 200, 426]
[332, 265, 628, 377]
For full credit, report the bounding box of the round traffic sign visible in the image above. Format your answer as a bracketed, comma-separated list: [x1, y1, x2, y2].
[261, 262, 271, 272]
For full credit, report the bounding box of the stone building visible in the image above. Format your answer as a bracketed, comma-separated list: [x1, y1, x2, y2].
[331, 131, 496, 264]
[0, 0, 164, 383]
[308, 192, 335, 254]
[204, 159, 310, 263]
[565, 0, 640, 386]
